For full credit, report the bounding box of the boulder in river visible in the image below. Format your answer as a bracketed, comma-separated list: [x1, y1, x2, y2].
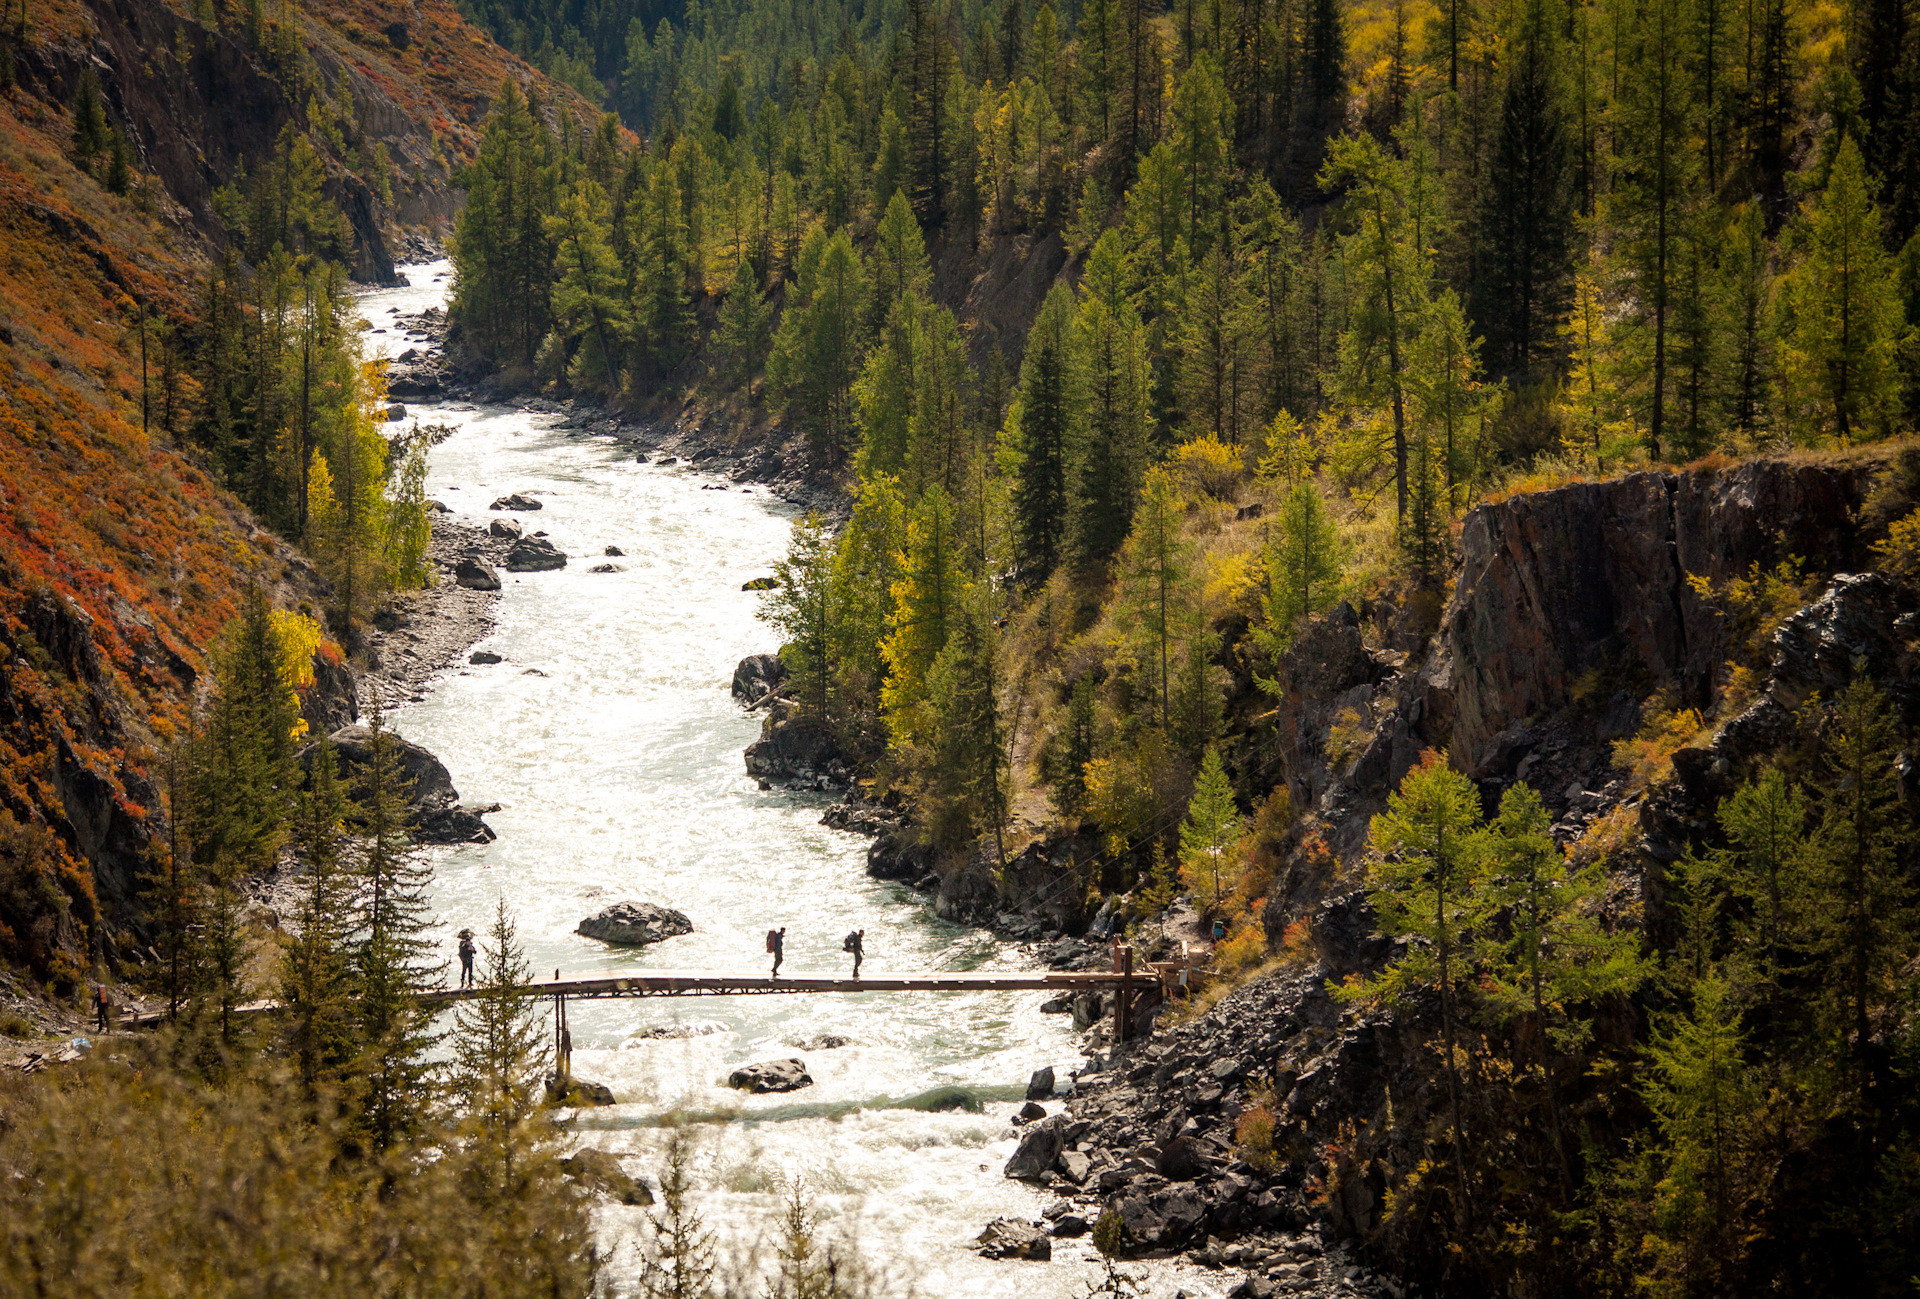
[455, 558, 501, 591]
[386, 403, 408, 421]
[975, 1218, 1052, 1261]
[588, 562, 626, 573]
[426, 499, 450, 513]
[741, 576, 780, 591]
[605, 545, 624, 556]
[491, 493, 543, 511]
[505, 537, 567, 572]
[1011, 1100, 1046, 1125]
[302, 725, 495, 845]
[731, 653, 788, 704]
[635, 1019, 728, 1040]
[744, 710, 844, 785]
[545, 1074, 616, 1107]
[577, 902, 693, 947]
[488, 518, 523, 540]
[469, 651, 502, 665]
[728, 1058, 813, 1093]
[789, 1034, 852, 1051]
[560, 1149, 652, 1205]
[1025, 1066, 1056, 1100]
[1003, 1115, 1067, 1180]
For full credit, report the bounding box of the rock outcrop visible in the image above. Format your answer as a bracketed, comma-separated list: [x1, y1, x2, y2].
[491, 493, 543, 511]
[576, 902, 694, 947]
[455, 557, 501, 590]
[731, 653, 788, 704]
[743, 706, 846, 788]
[975, 1218, 1052, 1260]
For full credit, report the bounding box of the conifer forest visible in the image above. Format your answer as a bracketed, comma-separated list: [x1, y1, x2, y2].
[0, 0, 1918, 1291]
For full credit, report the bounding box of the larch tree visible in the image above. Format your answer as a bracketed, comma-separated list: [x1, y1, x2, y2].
[1179, 746, 1240, 915]
[1012, 284, 1080, 585]
[450, 899, 552, 1205]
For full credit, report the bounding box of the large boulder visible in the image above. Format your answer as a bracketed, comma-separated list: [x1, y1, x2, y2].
[488, 518, 523, 540]
[728, 1058, 813, 1093]
[455, 557, 501, 591]
[545, 1074, 616, 1107]
[731, 653, 788, 704]
[743, 711, 844, 785]
[505, 537, 567, 572]
[491, 492, 543, 511]
[1003, 1115, 1067, 1180]
[576, 902, 694, 947]
[975, 1218, 1052, 1261]
[1025, 1066, 1056, 1100]
[560, 1148, 653, 1205]
[302, 725, 494, 846]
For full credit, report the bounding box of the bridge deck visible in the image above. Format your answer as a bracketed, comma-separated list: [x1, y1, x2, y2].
[128, 968, 1136, 1025]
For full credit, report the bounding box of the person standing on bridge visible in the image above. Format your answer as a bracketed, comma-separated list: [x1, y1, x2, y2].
[843, 929, 864, 978]
[768, 926, 786, 977]
[457, 929, 476, 989]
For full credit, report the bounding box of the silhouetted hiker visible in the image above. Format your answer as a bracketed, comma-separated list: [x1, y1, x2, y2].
[843, 929, 865, 978]
[457, 929, 476, 988]
[94, 984, 109, 1031]
[768, 926, 786, 977]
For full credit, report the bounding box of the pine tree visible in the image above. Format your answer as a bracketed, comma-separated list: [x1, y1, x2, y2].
[450, 899, 551, 1203]
[351, 713, 443, 1154]
[279, 734, 360, 1107]
[925, 586, 1011, 858]
[1115, 469, 1195, 729]
[761, 513, 839, 720]
[1775, 134, 1908, 441]
[546, 178, 629, 397]
[637, 1127, 718, 1299]
[71, 68, 108, 172]
[1071, 231, 1150, 570]
[1050, 675, 1099, 820]
[872, 191, 933, 323]
[713, 258, 772, 385]
[1348, 750, 1486, 1218]
[1179, 746, 1240, 914]
[768, 228, 869, 461]
[1808, 680, 1915, 1096]
[1012, 285, 1079, 585]
[1257, 480, 1343, 655]
[104, 127, 131, 195]
[1712, 766, 1809, 979]
[1483, 782, 1647, 1184]
[196, 588, 301, 878]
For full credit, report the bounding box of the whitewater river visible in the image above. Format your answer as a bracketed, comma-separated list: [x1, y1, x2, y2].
[357, 266, 1212, 1297]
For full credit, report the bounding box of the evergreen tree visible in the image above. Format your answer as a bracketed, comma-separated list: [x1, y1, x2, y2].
[761, 513, 839, 720]
[1114, 469, 1194, 728]
[768, 228, 869, 461]
[638, 1128, 718, 1299]
[872, 191, 933, 323]
[450, 899, 551, 1203]
[279, 734, 359, 1107]
[1775, 135, 1908, 440]
[351, 713, 443, 1154]
[1179, 746, 1240, 914]
[546, 178, 629, 397]
[196, 588, 301, 878]
[925, 586, 1011, 858]
[1712, 766, 1809, 979]
[829, 474, 908, 724]
[1050, 675, 1099, 820]
[71, 68, 108, 173]
[1808, 680, 1915, 1096]
[1071, 231, 1150, 570]
[1011, 285, 1080, 584]
[1348, 751, 1486, 1218]
[881, 486, 965, 741]
[713, 258, 772, 385]
[1257, 480, 1343, 655]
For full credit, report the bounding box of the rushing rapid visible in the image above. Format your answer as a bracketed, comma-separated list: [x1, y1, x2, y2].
[355, 265, 1217, 1296]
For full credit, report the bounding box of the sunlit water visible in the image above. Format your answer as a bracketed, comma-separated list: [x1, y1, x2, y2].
[356, 265, 1216, 1297]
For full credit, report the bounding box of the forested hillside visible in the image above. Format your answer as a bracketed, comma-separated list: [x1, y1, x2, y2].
[443, 0, 1920, 1290]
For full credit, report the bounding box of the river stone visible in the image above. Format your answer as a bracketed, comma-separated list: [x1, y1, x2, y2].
[635, 1019, 728, 1040]
[426, 499, 449, 513]
[488, 518, 523, 540]
[1050, 1214, 1090, 1238]
[1012, 1100, 1046, 1125]
[728, 1058, 812, 1093]
[1003, 1115, 1067, 1180]
[454, 557, 500, 591]
[1058, 1150, 1092, 1184]
[560, 1148, 653, 1205]
[491, 492, 543, 511]
[789, 1034, 852, 1051]
[975, 1218, 1052, 1261]
[741, 576, 780, 591]
[504, 536, 567, 572]
[386, 403, 407, 421]
[545, 1074, 616, 1107]
[469, 651, 502, 665]
[1025, 1066, 1056, 1100]
[605, 545, 624, 556]
[576, 902, 693, 947]
[588, 562, 626, 573]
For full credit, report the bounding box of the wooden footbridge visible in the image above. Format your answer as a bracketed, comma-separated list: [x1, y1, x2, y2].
[131, 944, 1188, 1045]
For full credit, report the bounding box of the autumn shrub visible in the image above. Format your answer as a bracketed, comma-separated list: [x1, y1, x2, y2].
[1326, 705, 1371, 770]
[1171, 433, 1245, 501]
[1872, 506, 1920, 581]
[1686, 557, 1819, 675]
[1570, 803, 1644, 870]
[1234, 1083, 1281, 1172]
[1611, 694, 1706, 788]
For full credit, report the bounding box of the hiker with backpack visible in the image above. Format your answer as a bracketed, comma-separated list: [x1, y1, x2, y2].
[767, 926, 786, 977]
[843, 929, 865, 979]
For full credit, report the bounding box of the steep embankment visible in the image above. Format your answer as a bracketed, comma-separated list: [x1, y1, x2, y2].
[1011, 449, 1917, 1293]
[0, 0, 595, 992]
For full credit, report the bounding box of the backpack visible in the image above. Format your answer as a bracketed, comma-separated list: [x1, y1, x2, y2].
[766, 929, 779, 953]
[842, 932, 857, 953]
